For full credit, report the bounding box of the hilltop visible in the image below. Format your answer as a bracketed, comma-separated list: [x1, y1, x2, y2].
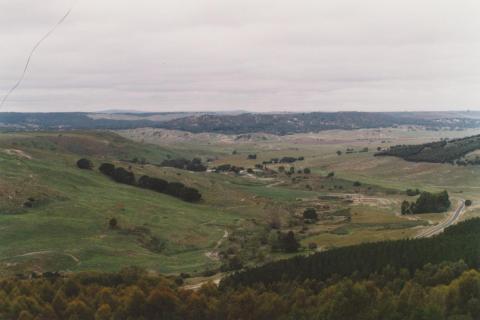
[3, 111, 480, 133]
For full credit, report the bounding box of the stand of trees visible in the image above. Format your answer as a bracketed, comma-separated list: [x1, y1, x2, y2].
[401, 190, 450, 215]
[4, 227, 480, 319]
[213, 164, 244, 174]
[138, 176, 201, 203]
[375, 134, 480, 164]
[222, 218, 480, 288]
[160, 158, 207, 172]
[97, 163, 202, 202]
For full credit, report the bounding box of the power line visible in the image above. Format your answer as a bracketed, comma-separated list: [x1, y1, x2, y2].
[0, 0, 77, 108]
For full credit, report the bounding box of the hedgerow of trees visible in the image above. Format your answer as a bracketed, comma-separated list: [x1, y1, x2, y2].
[97, 162, 202, 202]
[160, 158, 207, 172]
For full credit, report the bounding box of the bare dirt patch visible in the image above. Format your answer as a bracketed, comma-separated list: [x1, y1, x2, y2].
[3, 149, 32, 159]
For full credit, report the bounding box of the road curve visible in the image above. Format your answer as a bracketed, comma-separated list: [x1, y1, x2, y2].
[414, 199, 465, 239]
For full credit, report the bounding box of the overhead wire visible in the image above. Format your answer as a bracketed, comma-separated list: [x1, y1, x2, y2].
[0, 0, 78, 108]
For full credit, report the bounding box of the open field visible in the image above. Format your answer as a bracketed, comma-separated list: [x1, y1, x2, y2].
[1, 126, 479, 277]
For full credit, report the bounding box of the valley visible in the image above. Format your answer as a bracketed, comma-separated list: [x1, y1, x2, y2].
[1, 125, 479, 280]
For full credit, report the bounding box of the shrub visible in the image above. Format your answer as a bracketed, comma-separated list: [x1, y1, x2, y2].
[113, 167, 135, 185]
[76, 158, 93, 170]
[99, 163, 115, 176]
[303, 208, 318, 221]
[466, 200, 473, 206]
[109, 218, 118, 229]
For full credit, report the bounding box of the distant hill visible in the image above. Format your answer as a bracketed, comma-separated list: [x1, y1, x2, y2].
[376, 134, 480, 164]
[2, 111, 480, 133]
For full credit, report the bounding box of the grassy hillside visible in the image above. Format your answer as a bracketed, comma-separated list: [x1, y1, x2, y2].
[0, 132, 255, 275]
[2, 128, 477, 278]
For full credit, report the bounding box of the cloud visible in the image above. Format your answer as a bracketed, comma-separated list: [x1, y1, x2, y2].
[1, 0, 479, 112]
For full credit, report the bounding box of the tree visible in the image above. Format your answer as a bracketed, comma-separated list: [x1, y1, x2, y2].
[95, 304, 112, 320]
[99, 163, 115, 177]
[109, 218, 118, 229]
[466, 200, 473, 206]
[113, 167, 135, 185]
[303, 168, 311, 174]
[303, 208, 318, 221]
[337, 150, 342, 156]
[146, 288, 179, 319]
[289, 167, 295, 174]
[281, 231, 300, 253]
[401, 201, 411, 215]
[353, 181, 361, 187]
[327, 171, 335, 178]
[65, 299, 94, 320]
[77, 158, 93, 170]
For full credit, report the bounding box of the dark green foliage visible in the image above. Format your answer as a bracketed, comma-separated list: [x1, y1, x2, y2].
[113, 167, 135, 185]
[403, 191, 451, 214]
[247, 154, 257, 160]
[100, 164, 202, 202]
[279, 231, 300, 253]
[406, 188, 421, 196]
[109, 218, 118, 229]
[138, 175, 168, 193]
[214, 164, 243, 173]
[280, 157, 297, 163]
[401, 200, 411, 215]
[99, 163, 115, 176]
[139, 176, 201, 202]
[466, 200, 472, 206]
[327, 171, 335, 178]
[1, 260, 480, 320]
[353, 181, 361, 187]
[76, 158, 93, 170]
[223, 218, 480, 288]
[303, 208, 318, 221]
[160, 158, 207, 172]
[376, 134, 480, 164]
[303, 168, 311, 174]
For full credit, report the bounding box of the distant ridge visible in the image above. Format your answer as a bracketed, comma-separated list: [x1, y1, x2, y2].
[2, 111, 480, 133]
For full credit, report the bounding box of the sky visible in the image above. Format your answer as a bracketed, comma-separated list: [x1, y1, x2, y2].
[1, 0, 480, 113]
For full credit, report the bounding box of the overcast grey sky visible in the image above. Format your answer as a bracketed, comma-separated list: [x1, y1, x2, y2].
[1, 0, 480, 112]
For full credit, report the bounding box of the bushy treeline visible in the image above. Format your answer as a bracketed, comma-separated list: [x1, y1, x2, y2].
[138, 175, 201, 203]
[375, 134, 480, 164]
[401, 190, 451, 214]
[213, 164, 244, 174]
[223, 218, 480, 288]
[262, 156, 304, 165]
[4, 261, 480, 319]
[98, 163, 201, 202]
[160, 158, 207, 172]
